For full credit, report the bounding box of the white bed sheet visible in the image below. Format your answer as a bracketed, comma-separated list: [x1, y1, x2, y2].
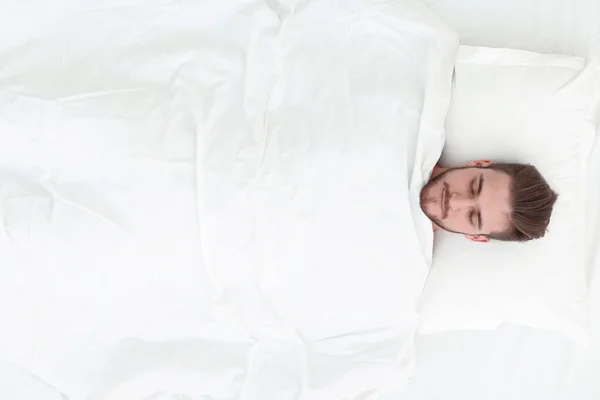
[0, 0, 457, 399]
[0, 1, 268, 398]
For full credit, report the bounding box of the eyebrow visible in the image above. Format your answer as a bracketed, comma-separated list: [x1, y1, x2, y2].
[477, 174, 483, 230]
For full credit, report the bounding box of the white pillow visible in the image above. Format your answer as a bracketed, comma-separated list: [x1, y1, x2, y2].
[417, 46, 598, 345]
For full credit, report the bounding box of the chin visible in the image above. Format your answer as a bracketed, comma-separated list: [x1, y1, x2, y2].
[419, 185, 440, 212]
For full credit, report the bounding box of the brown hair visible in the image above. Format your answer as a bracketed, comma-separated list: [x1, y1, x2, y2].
[485, 163, 558, 242]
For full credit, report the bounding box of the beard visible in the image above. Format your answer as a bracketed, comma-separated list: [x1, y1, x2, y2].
[419, 178, 447, 225]
[419, 167, 469, 236]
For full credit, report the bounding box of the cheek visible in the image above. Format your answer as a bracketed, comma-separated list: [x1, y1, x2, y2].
[424, 182, 440, 199]
[445, 214, 457, 226]
[447, 176, 467, 191]
[446, 213, 468, 229]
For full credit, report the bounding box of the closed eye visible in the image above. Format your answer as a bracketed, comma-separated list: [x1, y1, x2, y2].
[469, 175, 484, 229]
[470, 209, 482, 230]
[471, 175, 484, 197]
[477, 175, 483, 229]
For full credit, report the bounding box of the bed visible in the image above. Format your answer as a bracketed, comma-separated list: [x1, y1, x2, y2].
[0, 0, 599, 399]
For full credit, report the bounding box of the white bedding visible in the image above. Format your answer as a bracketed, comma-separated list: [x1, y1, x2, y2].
[197, 3, 458, 398]
[0, 0, 458, 399]
[0, 0, 599, 399]
[423, 0, 600, 58]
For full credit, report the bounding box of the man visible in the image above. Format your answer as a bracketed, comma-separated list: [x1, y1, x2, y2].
[419, 160, 558, 243]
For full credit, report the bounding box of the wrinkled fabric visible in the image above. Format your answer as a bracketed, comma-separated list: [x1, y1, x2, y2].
[0, 0, 457, 398]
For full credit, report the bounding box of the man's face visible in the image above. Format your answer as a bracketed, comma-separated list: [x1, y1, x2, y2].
[420, 162, 512, 241]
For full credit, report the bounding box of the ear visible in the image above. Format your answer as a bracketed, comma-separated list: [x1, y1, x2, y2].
[465, 234, 490, 243]
[467, 160, 493, 168]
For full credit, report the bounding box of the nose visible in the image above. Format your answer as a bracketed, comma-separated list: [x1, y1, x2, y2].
[448, 193, 475, 211]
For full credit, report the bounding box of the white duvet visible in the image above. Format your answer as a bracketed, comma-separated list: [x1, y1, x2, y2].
[0, 0, 457, 399]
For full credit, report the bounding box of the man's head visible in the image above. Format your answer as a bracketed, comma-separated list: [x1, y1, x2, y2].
[419, 160, 558, 243]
